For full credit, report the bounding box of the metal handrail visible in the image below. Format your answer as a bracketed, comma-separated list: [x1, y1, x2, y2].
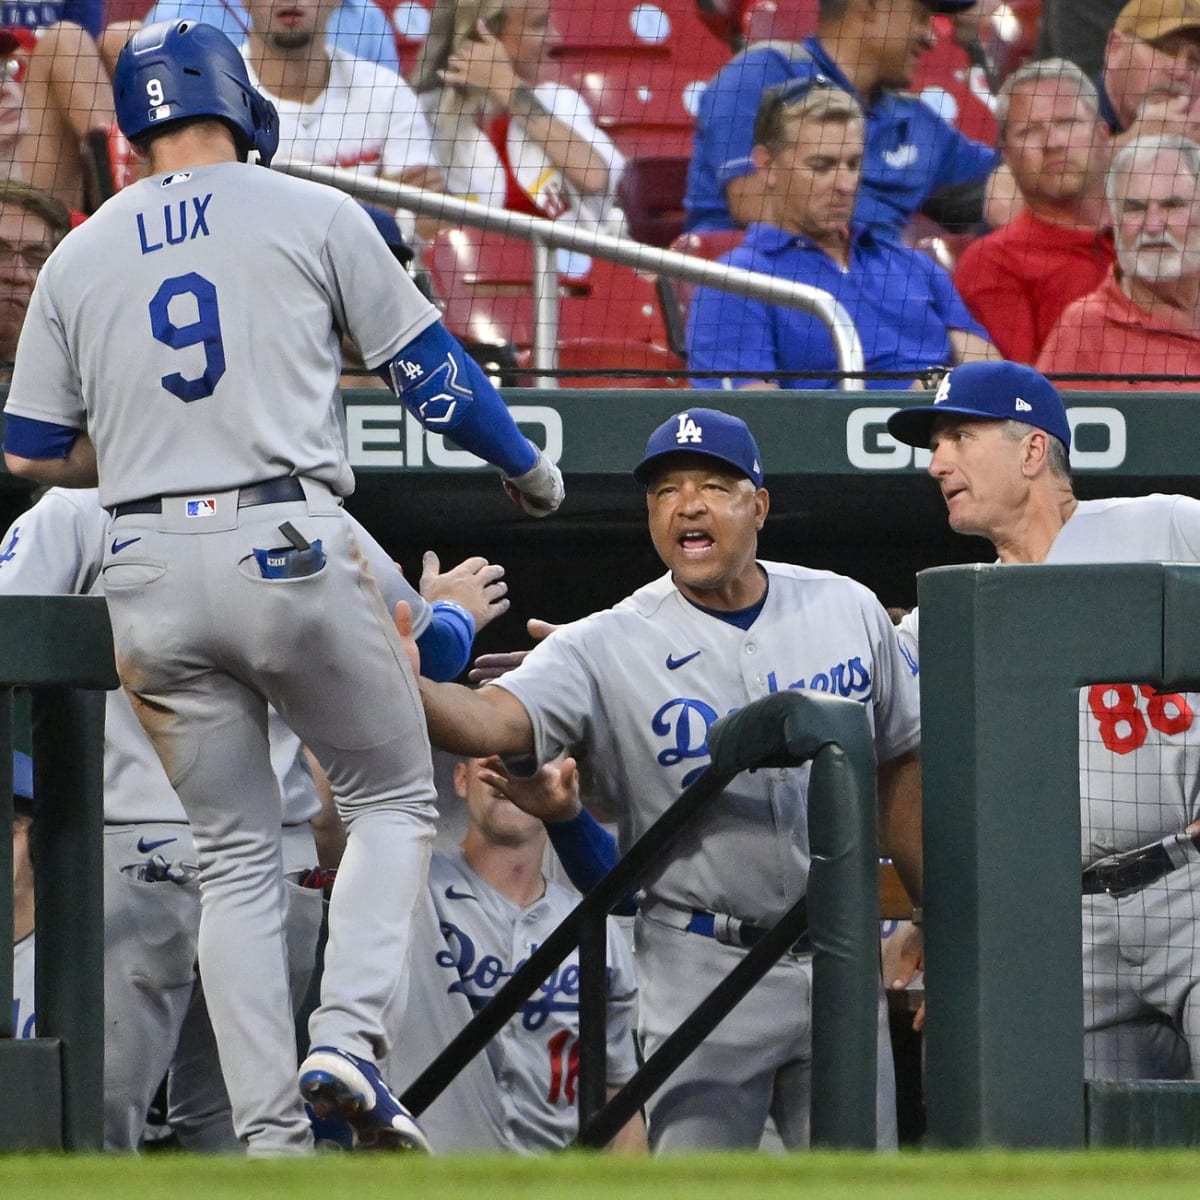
[276, 162, 866, 389]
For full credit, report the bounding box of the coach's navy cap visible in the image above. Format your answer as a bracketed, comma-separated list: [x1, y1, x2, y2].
[634, 408, 765, 487]
[886, 362, 1071, 452]
[12, 750, 32, 804]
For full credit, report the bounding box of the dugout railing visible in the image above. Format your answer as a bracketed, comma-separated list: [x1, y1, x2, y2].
[399, 688, 884, 1149]
[275, 162, 867, 389]
[0, 596, 115, 1151]
[920, 561, 1200, 1149]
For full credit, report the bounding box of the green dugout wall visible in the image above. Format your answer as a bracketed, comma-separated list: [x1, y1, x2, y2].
[919, 563, 1200, 1148]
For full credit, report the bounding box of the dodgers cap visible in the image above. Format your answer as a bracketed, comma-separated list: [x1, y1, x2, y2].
[1116, 0, 1200, 43]
[633, 408, 765, 487]
[886, 361, 1071, 451]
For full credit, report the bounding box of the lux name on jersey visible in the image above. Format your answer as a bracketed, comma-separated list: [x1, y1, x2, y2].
[136, 194, 213, 255]
[654, 654, 872, 786]
[436, 921, 599, 1032]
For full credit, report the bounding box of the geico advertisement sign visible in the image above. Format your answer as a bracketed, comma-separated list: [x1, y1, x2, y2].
[847, 406, 1128, 471]
[347, 404, 562, 468]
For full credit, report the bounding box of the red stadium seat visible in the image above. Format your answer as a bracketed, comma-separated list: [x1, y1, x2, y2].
[910, 14, 998, 145]
[617, 154, 691, 247]
[741, 0, 818, 43]
[562, 58, 704, 159]
[424, 226, 685, 387]
[658, 229, 744, 359]
[104, 0, 155, 22]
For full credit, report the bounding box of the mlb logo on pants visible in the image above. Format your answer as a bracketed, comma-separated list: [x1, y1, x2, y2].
[186, 498, 217, 517]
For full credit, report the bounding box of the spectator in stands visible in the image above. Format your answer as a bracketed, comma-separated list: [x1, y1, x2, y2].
[237, 0, 444, 243]
[955, 60, 1115, 364]
[1037, 133, 1200, 388]
[1100, 0, 1200, 138]
[684, 0, 998, 238]
[1038, 0, 1125, 78]
[410, 0, 625, 236]
[0, 181, 70, 379]
[686, 82, 998, 390]
[8, 17, 123, 212]
[138, 0, 401, 69]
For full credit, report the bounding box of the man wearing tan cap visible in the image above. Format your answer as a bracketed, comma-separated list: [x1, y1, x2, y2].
[1101, 0, 1200, 134]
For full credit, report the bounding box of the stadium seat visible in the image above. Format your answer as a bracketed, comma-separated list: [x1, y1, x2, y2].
[658, 229, 743, 360]
[424, 226, 685, 387]
[103, 0, 155, 21]
[741, 0, 818, 43]
[561, 58, 703, 159]
[694, 0, 746, 51]
[910, 14, 998, 145]
[617, 154, 691, 247]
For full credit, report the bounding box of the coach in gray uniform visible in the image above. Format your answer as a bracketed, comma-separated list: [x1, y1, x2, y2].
[406, 406, 922, 1150]
[1, 21, 562, 1155]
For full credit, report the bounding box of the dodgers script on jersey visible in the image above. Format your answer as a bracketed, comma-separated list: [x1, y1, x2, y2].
[4, 164, 439, 507]
[496, 561, 921, 924]
[388, 850, 637, 1153]
[1044, 495, 1200, 864]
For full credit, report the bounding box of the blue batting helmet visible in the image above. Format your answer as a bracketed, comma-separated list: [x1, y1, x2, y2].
[113, 20, 279, 166]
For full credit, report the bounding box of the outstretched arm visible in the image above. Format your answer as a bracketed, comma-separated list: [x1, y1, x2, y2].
[379, 323, 564, 517]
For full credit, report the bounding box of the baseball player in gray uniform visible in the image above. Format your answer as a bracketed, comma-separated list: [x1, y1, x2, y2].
[1, 20, 561, 1155]
[0, 485, 507, 1148]
[403, 407, 923, 1151]
[386, 755, 643, 1153]
[9, 751, 35, 1041]
[888, 360, 1200, 1080]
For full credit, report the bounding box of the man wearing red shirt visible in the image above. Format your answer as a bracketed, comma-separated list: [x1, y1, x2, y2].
[955, 57, 1114, 363]
[1038, 132, 1200, 388]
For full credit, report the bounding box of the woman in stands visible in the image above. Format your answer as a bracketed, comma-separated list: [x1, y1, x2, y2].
[410, 0, 625, 236]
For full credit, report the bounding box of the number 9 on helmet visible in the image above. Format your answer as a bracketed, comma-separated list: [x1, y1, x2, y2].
[112, 20, 280, 167]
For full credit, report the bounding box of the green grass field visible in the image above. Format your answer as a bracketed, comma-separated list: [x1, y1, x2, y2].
[2, 1150, 1200, 1200]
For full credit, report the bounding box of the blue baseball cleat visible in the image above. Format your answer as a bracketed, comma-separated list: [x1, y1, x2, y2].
[299, 1046, 432, 1153]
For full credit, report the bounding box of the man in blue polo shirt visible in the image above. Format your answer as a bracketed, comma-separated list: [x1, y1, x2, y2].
[685, 81, 999, 389]
[685, 0, 997, 237]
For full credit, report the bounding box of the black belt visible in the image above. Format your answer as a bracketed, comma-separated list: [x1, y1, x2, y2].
[109, 476, 305, 519]
[1082, 832, 1200, 898]
[685, 909, 812, 955]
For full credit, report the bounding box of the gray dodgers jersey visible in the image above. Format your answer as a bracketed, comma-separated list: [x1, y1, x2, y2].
[496, 562, 921, 924]
[4, 163, 439, 507]
[900, 494, 1200, 864]
[1046, 496, 1200, 863]
[0, 487, 432, 823]
[393, 849, 638, 1153]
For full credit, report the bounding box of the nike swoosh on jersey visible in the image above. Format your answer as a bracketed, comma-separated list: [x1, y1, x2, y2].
[444, 885, 479, 902]
[666, 650, 702, 670]
[136, 835, 178, 854]
[111, 536, 142, 554]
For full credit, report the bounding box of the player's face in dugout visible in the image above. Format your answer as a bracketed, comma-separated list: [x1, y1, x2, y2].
[644, 459, 769, 609]
[925, 416, 1031, 540]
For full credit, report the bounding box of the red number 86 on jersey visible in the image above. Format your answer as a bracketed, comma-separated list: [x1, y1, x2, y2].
[1087, 684, 1195, 755]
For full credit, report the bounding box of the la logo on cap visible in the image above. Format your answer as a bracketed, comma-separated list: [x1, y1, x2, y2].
[675, 412, 703, 445]
[1015, 397, 1032, 412]
[934, 374, 951, 404]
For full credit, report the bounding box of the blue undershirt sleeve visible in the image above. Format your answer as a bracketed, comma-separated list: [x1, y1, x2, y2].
[2, 414, 81, 459]
[379, 323, 536, 478]
[415, 600, 475, 682]
[545, 808, 636, 916]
